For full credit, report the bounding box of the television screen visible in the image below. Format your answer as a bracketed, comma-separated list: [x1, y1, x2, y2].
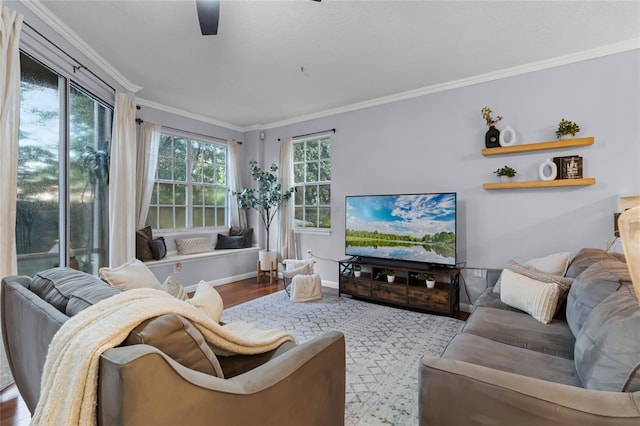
[345, 193, 457, 267]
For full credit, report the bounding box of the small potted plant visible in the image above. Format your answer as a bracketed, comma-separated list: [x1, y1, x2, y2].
[555, 119, 580, 139]
[412, 272, 436, 288]
[481, 106, 503, 148]
[494, 165, 517, 182]
[376, 269, 396, 283]
[347, 264, 362, 277]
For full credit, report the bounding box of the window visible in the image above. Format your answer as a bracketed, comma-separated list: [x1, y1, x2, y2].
[293, 136, 331, 229]
[146, 132, 228, 230]
[17, 52, 113, 276]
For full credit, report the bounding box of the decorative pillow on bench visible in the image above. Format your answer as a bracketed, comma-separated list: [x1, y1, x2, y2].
[176, 237, 214, 255]
[215, 234, 245, 249]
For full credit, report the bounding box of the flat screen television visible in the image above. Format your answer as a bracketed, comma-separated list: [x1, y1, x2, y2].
[345, 192, 457, 267]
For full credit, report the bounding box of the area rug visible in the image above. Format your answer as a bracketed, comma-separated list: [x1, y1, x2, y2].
[221, 291, 462, 426]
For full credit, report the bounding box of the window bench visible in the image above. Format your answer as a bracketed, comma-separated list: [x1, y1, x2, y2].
[144, 247, 261, 290]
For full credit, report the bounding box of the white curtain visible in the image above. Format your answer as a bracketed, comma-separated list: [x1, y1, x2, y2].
[227, 139, 247, 229]
[108, 92, 137, 267]
[0, 4, 23, 390]
[278, 137, 295, 260]
[135, 122, 161, 229]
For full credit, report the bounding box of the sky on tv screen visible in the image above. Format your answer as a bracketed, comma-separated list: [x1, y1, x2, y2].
[346, 193, 456, 237]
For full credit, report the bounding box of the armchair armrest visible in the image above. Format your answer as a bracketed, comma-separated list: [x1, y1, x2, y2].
[99, 330, 345, 426]
[419, 355, 640, 425]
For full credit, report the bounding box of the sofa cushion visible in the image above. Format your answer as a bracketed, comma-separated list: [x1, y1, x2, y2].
[566, 248, 626, 278]
[123, 313, 224, 377]
[99, 258, 161, 290]
[159, 275, 189, 300]
[473, 287, 524, 313]
[499, 269, 561, 324]
[566, 259, 631, 337]
[493, 252, 571, 293]
[66, 283, 122, 316]
[462, 307, 575, 359]
[30, 267, 113, 314]
[574, 284, 640, 392]
[441, 333, 581, 387]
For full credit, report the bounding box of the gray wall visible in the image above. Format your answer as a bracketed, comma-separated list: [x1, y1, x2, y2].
[258, 50, 640, 306]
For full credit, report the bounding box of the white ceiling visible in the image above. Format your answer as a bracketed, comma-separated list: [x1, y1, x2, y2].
[35, 0, 640, 129]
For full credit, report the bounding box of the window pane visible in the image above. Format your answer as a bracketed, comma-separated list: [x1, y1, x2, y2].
[320, 139, 331, 159]
[192, 185, 203, 205]
[159, 207, 174, 228]
[319, 184, 331, 205]
[215, 187, 226, 206]
[146, 207, 157, 229]
[319, 207, 331, 228]
[216, 208, 226, 226]
[157, 158, 172, 180]
[204, 186, 215, 204]
[306, 162, 318, 183]
[294, 163, 304, 182]
[174, 137, 187, 160]
[294, 186, 304, 204]
[294, 143, 304, 162]
[69, 85, 112, 274]
[295, 207, 304, 224]
[304, 207, 318, 227]
[305, 186, 318, 205]
[193, 207, 204, 228]
[17, 53, 62, 275]
[159, 183, 173, 204]
[319, 160, 331, 181]
[204, 207, 216, 227]
[150, 183, 158, 204]
[215, 164, 226, 185]
[175, 207, 186, 228]
[305, 140, 319, 161]
[175, 184, 186, 204]
[174, 161, 187, 182]
[158, 134, 173, 157]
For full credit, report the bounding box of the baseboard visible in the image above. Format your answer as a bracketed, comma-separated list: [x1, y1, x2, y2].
[322, 280, 338, 289]
[185, 271, 257, 292]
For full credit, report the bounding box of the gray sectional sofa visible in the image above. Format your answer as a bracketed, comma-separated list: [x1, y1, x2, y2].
[1, 268, 345, 425]
[420, 248, 640, 425]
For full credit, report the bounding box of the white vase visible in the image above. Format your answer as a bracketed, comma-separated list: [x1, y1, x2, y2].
[426, 280, 436, 289]
[539, 158, 558, 181]
[387, 275, 395, 283]
[258, 250, 278, 271]
[354, 270, 361, 277]
[499, 175, 515, 183]
[499, 125, 517, 147]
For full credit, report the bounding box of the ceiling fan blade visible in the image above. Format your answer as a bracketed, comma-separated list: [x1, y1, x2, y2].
[196, 0, 220, 36]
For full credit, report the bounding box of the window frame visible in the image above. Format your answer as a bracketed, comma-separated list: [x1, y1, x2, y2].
[147, 129, 229, 233]
[292, 134, 332, 233]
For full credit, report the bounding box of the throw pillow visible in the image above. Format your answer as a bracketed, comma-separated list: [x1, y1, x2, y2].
[159, 275, 189, 300]
[188, 280, 224, 323]
[229, 227, 253, 248]
[494, 252, 571, 294]
[99, 258, 161, 290]
[499, 269, 561, 324]
[176, 237, 214, 255]
[150, 237, 167, 260]
[215, 234, 245, 250]
[135, 226, 154, 261]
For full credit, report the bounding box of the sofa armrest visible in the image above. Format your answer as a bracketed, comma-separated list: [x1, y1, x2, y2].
[99, 330, 345, 426]
[419, 355, 640, 425]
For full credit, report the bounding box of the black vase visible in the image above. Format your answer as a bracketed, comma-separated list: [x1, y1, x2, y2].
[485, 126, 501, 148]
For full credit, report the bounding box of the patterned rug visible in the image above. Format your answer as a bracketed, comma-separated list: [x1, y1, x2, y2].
[221, 291, 462, 426]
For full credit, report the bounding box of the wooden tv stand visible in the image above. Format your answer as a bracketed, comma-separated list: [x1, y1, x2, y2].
[338, 259, 460, 317]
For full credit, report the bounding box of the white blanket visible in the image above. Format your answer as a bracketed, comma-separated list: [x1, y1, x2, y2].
[31, 288, 295, 426]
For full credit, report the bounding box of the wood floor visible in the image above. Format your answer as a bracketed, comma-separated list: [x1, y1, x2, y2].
[0, 277, 467, 425]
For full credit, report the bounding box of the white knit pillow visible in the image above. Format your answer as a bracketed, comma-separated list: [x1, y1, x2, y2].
[494, 252, 571, 294]
[176, 237, 214, 255]
[187, 281, 224, 323]
[159, 275, 189, 301]
[500, 269, 561, 324]
[99, 258, 161, 290]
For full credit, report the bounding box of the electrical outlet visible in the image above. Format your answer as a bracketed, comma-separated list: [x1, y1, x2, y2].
[174, 262, 182, 274]
[473, 268, 485, 278]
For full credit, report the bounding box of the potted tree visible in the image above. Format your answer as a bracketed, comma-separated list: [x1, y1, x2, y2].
[233, 160, 295, 273]
[494, 165, 517, 182]
[555, 119, 580, 139]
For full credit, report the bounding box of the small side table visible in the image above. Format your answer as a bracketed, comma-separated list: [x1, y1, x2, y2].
[257, 259, 277, 284]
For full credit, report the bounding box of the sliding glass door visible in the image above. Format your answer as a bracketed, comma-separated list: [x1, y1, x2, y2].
[17, 53, 112, 276]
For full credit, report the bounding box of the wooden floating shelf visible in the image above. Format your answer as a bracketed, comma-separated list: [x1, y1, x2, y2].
[482, 136, 594, 156]
[483, 178, 596, 190]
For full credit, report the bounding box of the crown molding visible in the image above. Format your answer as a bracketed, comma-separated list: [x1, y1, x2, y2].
[136, 98, 245, 133]
[19, 0, 142, 93]
[253, 39, 640, 131]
